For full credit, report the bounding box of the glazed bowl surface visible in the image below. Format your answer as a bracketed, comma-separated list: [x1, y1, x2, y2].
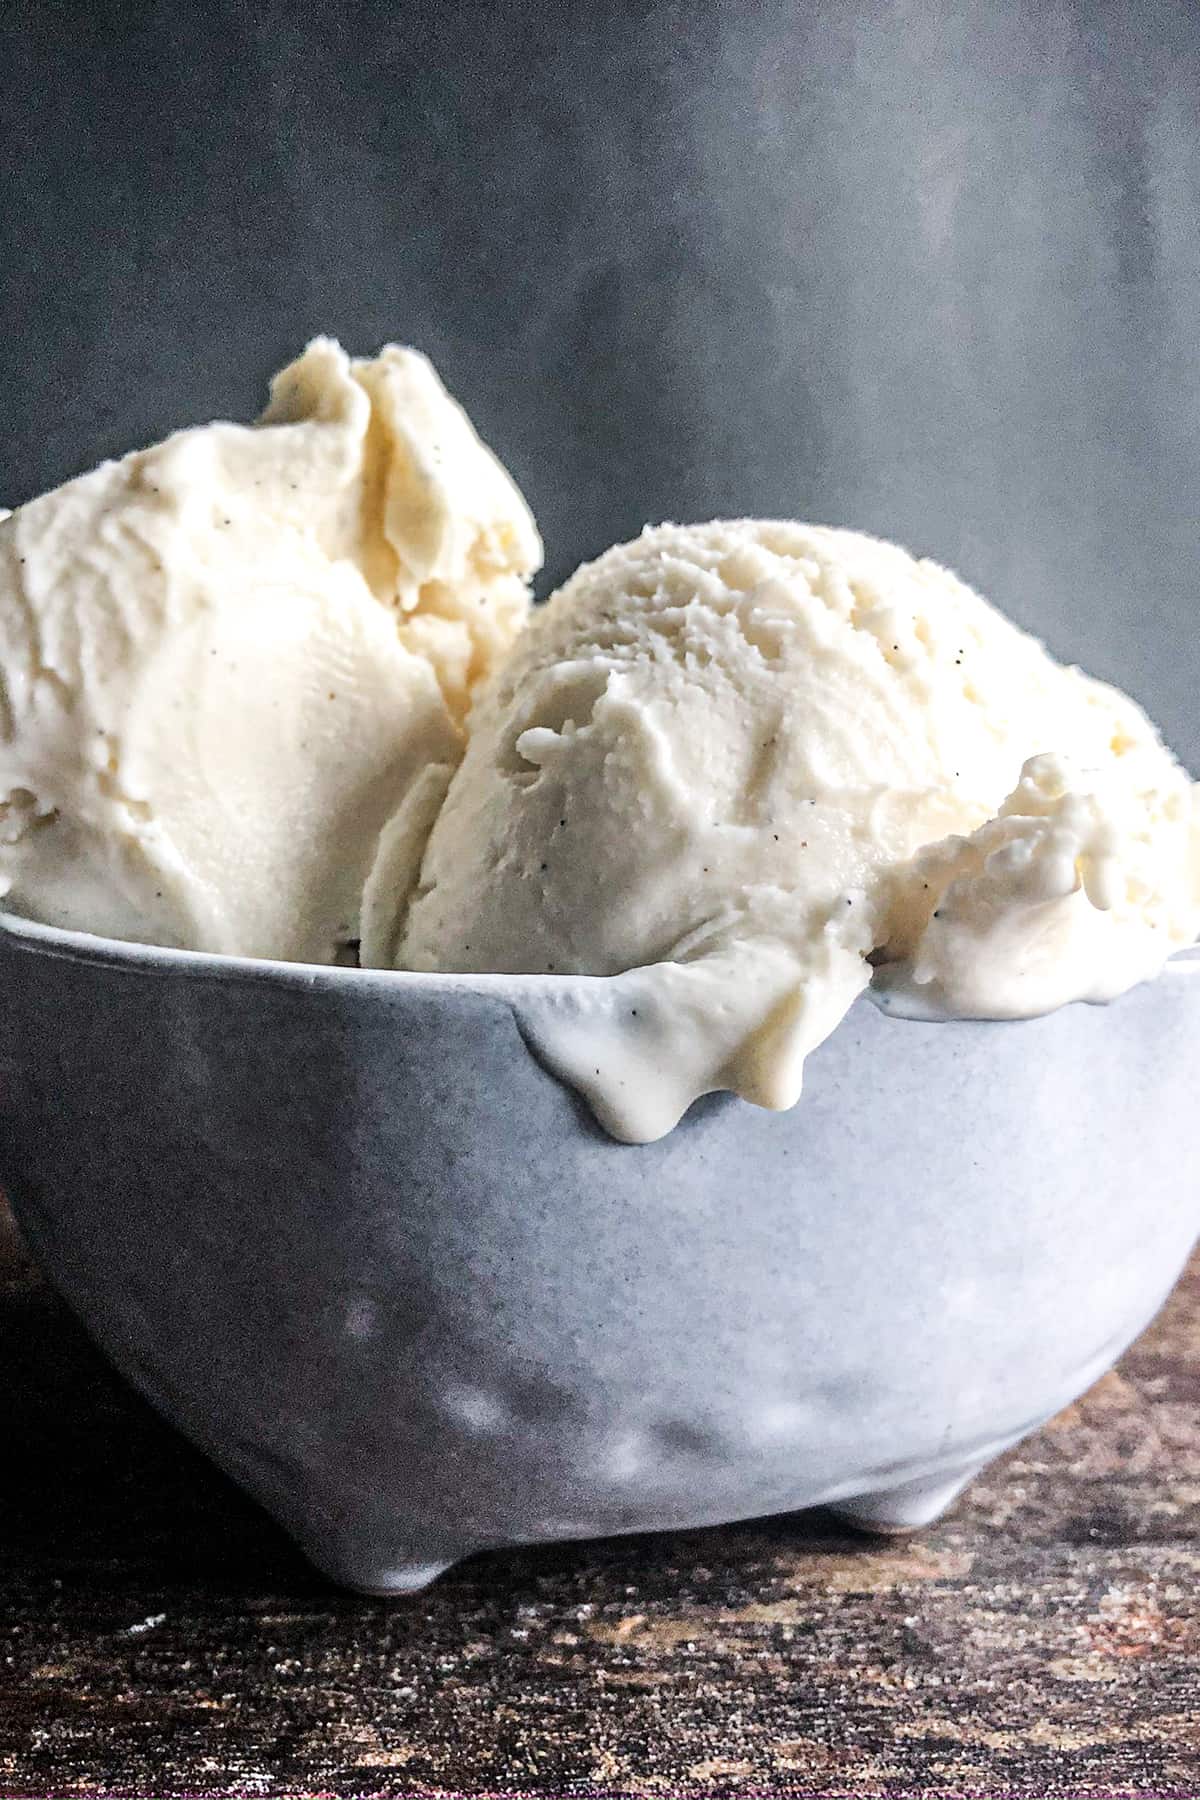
[1, 913, 1196, 1593]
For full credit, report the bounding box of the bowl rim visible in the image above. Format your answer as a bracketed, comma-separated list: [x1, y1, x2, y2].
[0, 909, 552, 1001]
[1, 908, 1197, 1007]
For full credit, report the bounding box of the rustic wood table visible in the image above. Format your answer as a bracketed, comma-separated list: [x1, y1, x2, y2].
[1, 1205, 1197, 1800]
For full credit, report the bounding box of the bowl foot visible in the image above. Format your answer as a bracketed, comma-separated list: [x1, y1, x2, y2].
[828, 1463, 982, 1535]
[301, 1540, 461, 1596]
[348, 1560, 457, 1597]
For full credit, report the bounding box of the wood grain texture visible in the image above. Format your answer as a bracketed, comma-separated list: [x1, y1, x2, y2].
[1, 1221, 1197, 1800]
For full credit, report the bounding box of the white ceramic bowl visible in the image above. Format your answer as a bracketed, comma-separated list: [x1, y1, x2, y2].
[1, 912, 1196, 1593]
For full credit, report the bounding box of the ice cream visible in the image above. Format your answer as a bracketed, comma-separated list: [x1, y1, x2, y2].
[373, 519, 1200, 1140]
[0, 338, 541, 961]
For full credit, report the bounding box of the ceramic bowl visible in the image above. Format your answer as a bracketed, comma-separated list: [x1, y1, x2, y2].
[1, 912, 1196, 1594]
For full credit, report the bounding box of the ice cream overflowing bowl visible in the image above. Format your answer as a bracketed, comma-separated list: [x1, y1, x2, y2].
[2, 911, 1196, 1595]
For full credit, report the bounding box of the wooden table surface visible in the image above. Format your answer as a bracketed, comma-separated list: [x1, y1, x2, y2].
[1, 1206, 1198, 1800]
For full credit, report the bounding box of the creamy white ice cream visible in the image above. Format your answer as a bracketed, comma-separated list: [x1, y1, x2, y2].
[0, 338, 541, 961]
[375, 519, 1200, 1139]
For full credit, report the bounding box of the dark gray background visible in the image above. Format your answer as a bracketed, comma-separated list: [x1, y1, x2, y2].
[2, 0, 1198, 763]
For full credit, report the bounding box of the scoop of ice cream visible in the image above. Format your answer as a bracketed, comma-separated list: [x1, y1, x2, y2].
[372, 519, 1200, 1139]
[0, 338, 541, 961]
[876, 748, 1200, 1017]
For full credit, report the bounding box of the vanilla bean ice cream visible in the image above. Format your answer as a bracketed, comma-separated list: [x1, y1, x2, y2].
[371, 520, 1200, 1140]
[0, 338, 540, 960]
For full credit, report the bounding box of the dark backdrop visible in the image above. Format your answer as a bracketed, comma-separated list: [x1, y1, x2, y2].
[2, 0, 1198, 763]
